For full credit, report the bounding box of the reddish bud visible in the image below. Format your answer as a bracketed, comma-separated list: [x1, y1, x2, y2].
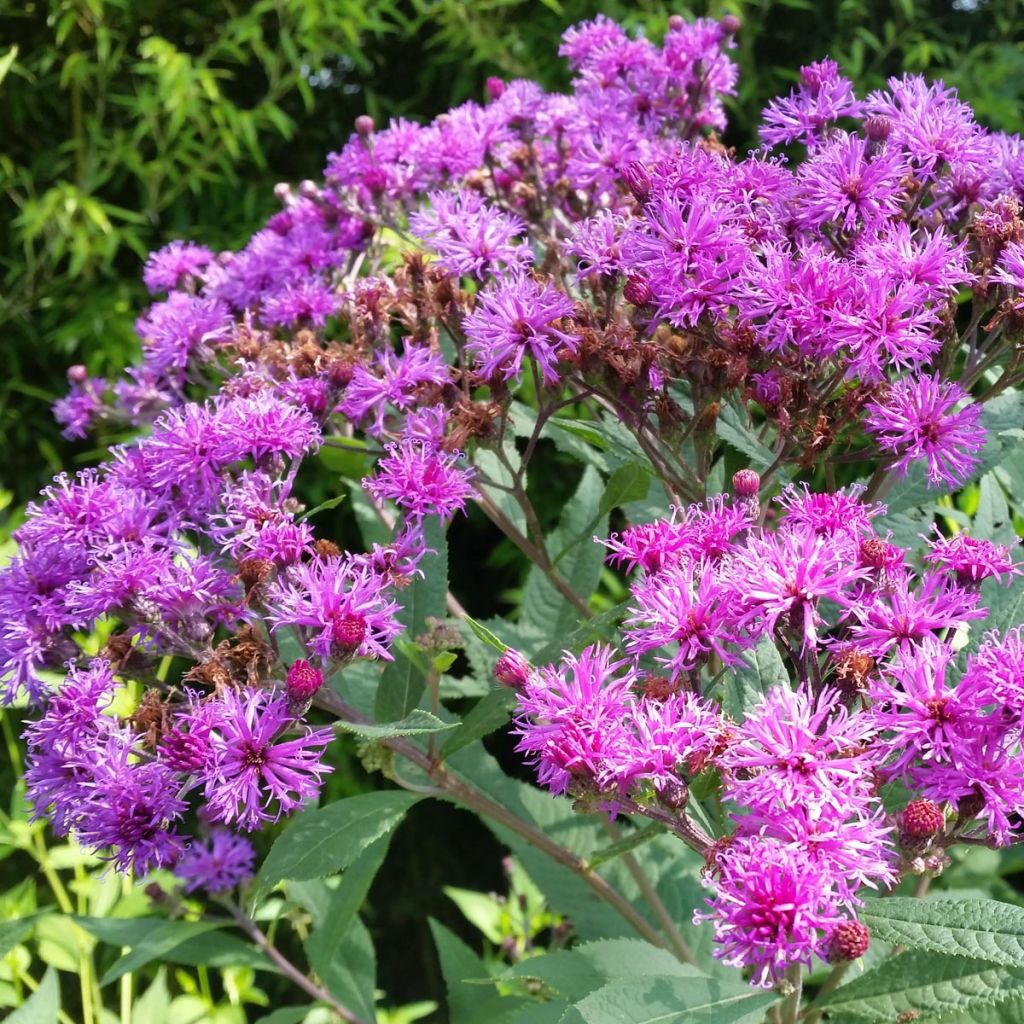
[828, 920, 871, 962]
[623, 276, 653, 306]
[494, 649, 530, 689]
[355, 114, 375, 136]
[332, 613, 367, 652]
[286, 659, 324, 703]
[486, 76, 505, 100]
[864, 115, 893, 142]
[732, 469, 760, 498]
[622, 161, 652, 203]
[67, 364, 89, 385]
[721, 14, 741, 35]
[901, 799, 945, 839]
[668, 15, 685, 30]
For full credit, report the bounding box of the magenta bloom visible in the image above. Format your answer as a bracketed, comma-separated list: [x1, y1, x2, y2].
[697, 836, 843, 987]
[624, 560, 747, 676]
[200, 688, 334, 832]
[143, 240, 214, 294]
[513, 645, 635, 796]
[924, 528, 1019, 586]
[410, 189, 532, 279]
[175, 829, 256, 894]
[774, 483, 882, 540]
[364, 440, 475, 525]
[864, 374, 986, 487]
[265, 556, 403, 665]
[760, 60, 861, 148]
[718, 685, 876, 816]
[463, 275, 578, 384]
[725, 527, 869, 651]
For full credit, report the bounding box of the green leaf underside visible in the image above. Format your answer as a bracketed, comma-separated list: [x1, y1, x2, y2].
[335, 709, 457, 738]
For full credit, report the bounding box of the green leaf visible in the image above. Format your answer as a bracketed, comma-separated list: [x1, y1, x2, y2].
[376, 517, 448, 721]
[720, 637, 789, 720]
[0, 913, 41, 957]
[461, 615, 509, 653]
[8, 965, 59, 1024]
[816, 949, 1024, 1022]
[298, 493, 346, 522]
[859, 897, 1024, 967]
[564, 974, 778, 1024]
[320, 917, 378, 1023]
[502, 938, 701, 1001]
[429, 919, 527, 1024]
[588, 824, 662, 870]
[256, 791, 421, 893]
[441, 686, 517, 756]
[76, 919, 227, 986]
[522, 465, 605, 638]
[305, 833, 394, 979]
[253, 1009, 313, 1024]
[335, 709, 457, 739]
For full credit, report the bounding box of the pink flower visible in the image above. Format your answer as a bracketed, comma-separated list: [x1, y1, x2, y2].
[364, 439, 476, 524]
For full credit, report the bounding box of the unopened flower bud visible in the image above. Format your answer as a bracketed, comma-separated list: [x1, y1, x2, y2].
[668, 15, 685, 30]
[274, 181, 292, 203]
[286, 659, 324, 703]
[864, 115, 892, 142]
[623, 276, 652, 306]
[828, 920, 870, 962]
[67, 364, 89, 385]
[622, 161, 652, 203]
[901, 799, 944, 839]
[721, 14, 741, 35]
[298, 179, 320, 200]
[732, 469, 760, 498]
[355, 114, 375, 137]
[486, 76, 505, 100]
[494, 649, 530, 689]
[332, 613, 367, 653]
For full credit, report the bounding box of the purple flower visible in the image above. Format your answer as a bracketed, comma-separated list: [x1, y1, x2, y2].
[200, 687, 333, 832]
[718, 685, 876, 816]
[513, 645, 636, 796]
[796, 133, 905, 232]
[53, 369, 107, 440]
[863, 374, 986, 487]
[136, 293, 232, 382]
[340, 346, 450, 436]
[463, 275, 578, 384]
[264, 556, 402, 665]
[143, 240, 214, 293]
[697, 836, 843, 987]
[924, 528, 1019, 586]
[262, 279, 337, 328]
[364, 440, 475, 525]
[774, 483, 883, 540]
[724, 527, 869, 651]
[175, 829, 256, 893]
[761, 60, 861, 148]
[624, 560, 747, 676]
[410, 190, 532, 279]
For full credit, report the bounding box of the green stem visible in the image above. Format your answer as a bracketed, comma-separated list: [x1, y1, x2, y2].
[780, 964, 804, 1024]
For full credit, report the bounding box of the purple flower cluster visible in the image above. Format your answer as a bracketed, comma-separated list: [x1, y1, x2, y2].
[515, 480, 1024, 985]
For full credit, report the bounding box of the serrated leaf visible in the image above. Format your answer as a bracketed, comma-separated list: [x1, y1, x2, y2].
[588, 824, 661, 870]
[8, 965, 59, 1024]
[859, 897, 1024, 967]
[441, 686, 517, 756]
[816, 949, 1024, 1022]
[320, 917, 377, 1022]
[564, 974, 778, 1024]
[335, 709, 457, 739]
[256, 791, 421, 894]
